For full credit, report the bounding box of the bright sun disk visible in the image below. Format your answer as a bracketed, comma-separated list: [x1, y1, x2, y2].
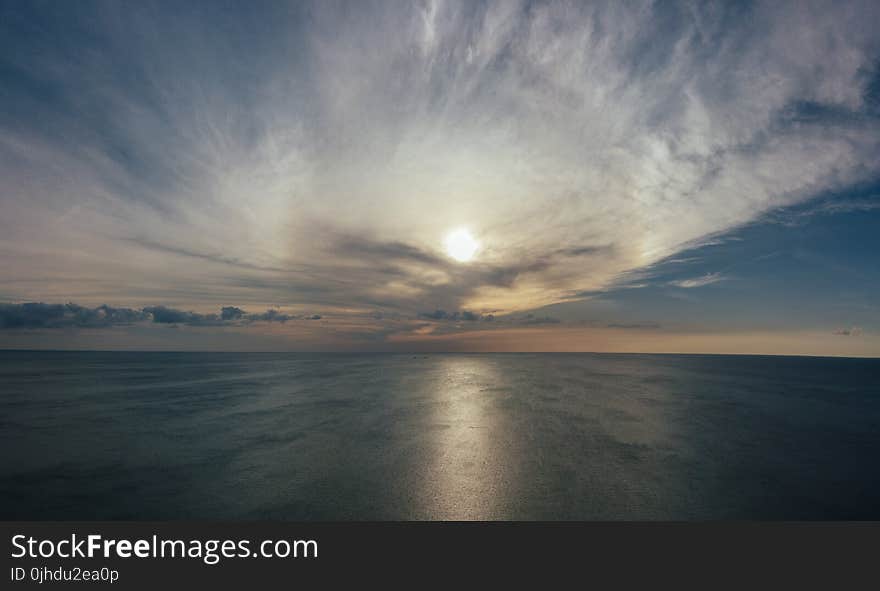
[444, 228, 479, 262]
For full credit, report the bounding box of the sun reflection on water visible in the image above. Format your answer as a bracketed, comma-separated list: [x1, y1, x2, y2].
[417, 356, 514, 519]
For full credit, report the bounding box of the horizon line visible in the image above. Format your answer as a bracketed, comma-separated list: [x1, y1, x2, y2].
[1, 348, 877, 360]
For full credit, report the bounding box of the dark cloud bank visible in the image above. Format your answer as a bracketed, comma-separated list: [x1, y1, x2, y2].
[0, 301, 534, 330]
[0, 303, 320, 329]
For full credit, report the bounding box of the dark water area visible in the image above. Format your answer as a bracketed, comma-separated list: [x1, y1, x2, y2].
[0, 351, 878, 520]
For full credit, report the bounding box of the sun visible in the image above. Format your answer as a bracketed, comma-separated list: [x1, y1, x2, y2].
[444, 228, 479, 262]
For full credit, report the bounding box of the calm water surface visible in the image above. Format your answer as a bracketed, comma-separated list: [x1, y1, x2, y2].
[1, 351, 878, 519]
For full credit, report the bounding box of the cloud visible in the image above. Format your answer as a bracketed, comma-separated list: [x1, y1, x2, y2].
[518, 314, 561, 325]
[123, 238, 287, 272]
[245, 309, 295, 323]
[0, 303, 147, 328]
[221, 306, 245, 321]
[419, 309, 486, 322]
[460, 311, 479, 322]
[143, 306, 228, 326]
[1, 1, 878, 330]
[554, 245, 615, 258]
[767, 195, 880, 227]
[419, 309, 449, 321]
[607, 322, 661, 329]
[834, 327, 863, 336]
[416, 309, 562, 327]
[669, 273, 727, 289]
[332, 235, 445, 266]
[0, 302, 305, 329]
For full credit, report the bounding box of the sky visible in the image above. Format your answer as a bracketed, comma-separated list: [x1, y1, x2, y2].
[1, 0, 878, 355]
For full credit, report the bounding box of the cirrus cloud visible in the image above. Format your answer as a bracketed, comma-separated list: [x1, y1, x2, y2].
[0, 0, 878, 343]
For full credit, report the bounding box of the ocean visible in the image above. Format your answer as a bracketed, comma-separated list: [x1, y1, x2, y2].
[1, 351, 878, 520]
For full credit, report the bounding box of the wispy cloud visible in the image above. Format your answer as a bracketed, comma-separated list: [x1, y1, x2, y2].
[669, 273, 727, 289]
[1, 1, 878, 343]
[767, 196, 880, 227]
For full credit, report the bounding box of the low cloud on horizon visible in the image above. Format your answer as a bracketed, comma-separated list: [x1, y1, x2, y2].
[0, 302, 320, 329]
